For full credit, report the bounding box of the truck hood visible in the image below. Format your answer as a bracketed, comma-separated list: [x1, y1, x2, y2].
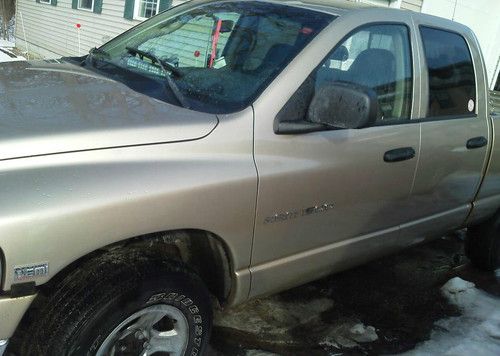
[0, 60, 218, 161]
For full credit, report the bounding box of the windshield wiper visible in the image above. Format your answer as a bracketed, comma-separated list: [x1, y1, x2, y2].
[126, 46, 183, 78]
[86, 47, 110, 65]
[125, 46, 189, 109]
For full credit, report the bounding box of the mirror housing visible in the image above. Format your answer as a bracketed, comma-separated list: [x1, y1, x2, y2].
[307, 82, 378, 129]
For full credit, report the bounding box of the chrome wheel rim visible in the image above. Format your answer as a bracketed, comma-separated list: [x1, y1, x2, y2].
[96, 304, 189, 356]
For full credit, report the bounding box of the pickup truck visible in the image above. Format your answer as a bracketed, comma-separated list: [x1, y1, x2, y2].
[1, 0, 499, 355]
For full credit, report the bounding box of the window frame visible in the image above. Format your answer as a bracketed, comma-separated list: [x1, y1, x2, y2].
[276, 21, 415, 130]
[77, 0, 94, 12]
[39, 0, 52, 4]
[494, 71, 500, 92]
[134, 0, 161, 21]
[418, 25, 478, 121]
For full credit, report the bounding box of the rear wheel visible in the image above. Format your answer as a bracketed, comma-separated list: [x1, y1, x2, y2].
[10, 249, 212, 356]
[466, 215, 500, 271]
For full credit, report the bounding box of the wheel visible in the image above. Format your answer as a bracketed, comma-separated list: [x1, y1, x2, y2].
[9, 249, 212, 356]
[465, 215, 500, 271]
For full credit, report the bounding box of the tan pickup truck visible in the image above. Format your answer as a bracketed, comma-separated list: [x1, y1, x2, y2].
[1, 0, 499, 355]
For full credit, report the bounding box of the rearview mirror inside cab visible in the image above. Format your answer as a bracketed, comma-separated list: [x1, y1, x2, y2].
[307, 82, 379, 129]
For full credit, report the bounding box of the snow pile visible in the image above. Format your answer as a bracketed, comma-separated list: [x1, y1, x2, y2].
[349, 323, 379, 343]
[320, 322, 378, 349]
[402, 276, 500, 356]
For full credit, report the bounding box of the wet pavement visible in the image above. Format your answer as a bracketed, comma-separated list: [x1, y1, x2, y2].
[207, 233, 500, 355]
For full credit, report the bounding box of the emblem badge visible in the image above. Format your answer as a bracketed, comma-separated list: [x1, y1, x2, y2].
[14, 262, 49, 281]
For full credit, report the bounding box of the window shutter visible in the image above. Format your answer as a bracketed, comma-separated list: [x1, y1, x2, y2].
[94, 0, 103, 14]
[159, 0, 172, 12]
[51, 0, 57, 6]
[71, 0, 78, 9]
[124, 0, 135, 20]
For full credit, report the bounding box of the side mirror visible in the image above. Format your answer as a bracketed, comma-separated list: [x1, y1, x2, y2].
[307, 82, 378, 129]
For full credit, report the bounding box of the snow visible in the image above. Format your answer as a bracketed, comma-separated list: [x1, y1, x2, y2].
[0, 39, 15, 47]
[0, 39, 25, 63]
[349, 323, 378, 343]
[0, 16, 24, 62]
[401, 275, 500, 356]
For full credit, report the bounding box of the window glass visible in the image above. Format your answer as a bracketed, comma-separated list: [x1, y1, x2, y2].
[279, 24, 413, 125]
[79, 0, 93, 10]
[495, 71, 500, 92]
[94, 1, 334, 114]
[420, 27, 476, 117]
[137, 0, 160, 19]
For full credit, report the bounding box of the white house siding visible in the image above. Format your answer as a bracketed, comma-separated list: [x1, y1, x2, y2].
[401, 0, 423, 12]
[139, 13, 239, 68]
[15, 0, 144, 57]
[421, 0, 500, 89]
[357, 0, 423, 11]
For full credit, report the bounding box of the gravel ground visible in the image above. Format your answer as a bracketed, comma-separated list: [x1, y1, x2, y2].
[207, 234, 500, 355]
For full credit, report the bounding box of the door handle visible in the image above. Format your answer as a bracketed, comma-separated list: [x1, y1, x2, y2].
[466, 136, 487, 149]
[384, 147, 416, 162]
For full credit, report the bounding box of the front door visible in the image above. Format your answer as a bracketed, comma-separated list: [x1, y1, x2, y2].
[250, 21, 421, 297]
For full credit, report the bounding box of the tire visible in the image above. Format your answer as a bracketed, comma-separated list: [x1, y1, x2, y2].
[466, 215, 500, 271]
[9, 249, 212, 356]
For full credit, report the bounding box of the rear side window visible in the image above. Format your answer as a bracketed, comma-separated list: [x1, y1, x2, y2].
[420, 27, 476, 118]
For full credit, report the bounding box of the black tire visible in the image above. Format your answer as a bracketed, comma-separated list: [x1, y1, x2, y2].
[9, 249, 212, 356]
[466, 215, 500, 271]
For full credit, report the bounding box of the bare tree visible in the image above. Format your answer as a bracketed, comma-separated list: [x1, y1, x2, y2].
[0, 0, 16, 40]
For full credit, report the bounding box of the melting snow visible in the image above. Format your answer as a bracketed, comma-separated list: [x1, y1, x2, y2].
[401, 275, 500, 356]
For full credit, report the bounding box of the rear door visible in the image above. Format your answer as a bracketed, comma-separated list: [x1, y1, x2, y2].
[401, 24, 490, 239]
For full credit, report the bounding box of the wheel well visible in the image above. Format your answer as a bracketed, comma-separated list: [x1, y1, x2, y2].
[41, 229, 233, 305]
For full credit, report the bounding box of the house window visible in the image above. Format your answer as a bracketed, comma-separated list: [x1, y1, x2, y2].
[135, 0, 160, 19]
[78, 0, 94, 11]
[39, 0, 52, 3]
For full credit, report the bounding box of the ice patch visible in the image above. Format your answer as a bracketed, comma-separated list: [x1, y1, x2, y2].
[401, 277, 500, 356]
[349, 323, 378, 342]
[215, 296, 334, 336]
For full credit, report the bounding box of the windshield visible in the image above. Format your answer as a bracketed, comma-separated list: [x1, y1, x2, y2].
[89, 1, 334, 113]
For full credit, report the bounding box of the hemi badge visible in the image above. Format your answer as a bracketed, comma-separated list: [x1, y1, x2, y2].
[14, 262, 49, 281]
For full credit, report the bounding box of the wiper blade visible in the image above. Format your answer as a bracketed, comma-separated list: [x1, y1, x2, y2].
[87, 47, 110, 64]
[126, 46, 189, 109]
[126, 46, 182, 78]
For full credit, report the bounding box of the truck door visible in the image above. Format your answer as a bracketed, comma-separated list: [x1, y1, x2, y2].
[401, 25, 490, 239]
[251, 22, 421, 297]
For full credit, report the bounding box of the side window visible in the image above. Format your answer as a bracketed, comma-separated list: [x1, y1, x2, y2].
[277, 24, 413, 125]
[495, 71, 500, 92]
[420, 27, 476, 118]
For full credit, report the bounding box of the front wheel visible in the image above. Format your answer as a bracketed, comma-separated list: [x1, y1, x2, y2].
[10, 250, 213, 356]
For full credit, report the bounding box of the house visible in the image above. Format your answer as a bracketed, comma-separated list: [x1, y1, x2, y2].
[420, 0, 500, 90]
[14, 0, 182, 58]
[14, 0, 423, 59]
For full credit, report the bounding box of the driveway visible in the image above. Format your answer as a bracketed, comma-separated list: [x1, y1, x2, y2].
[208, 234, 500, 355]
